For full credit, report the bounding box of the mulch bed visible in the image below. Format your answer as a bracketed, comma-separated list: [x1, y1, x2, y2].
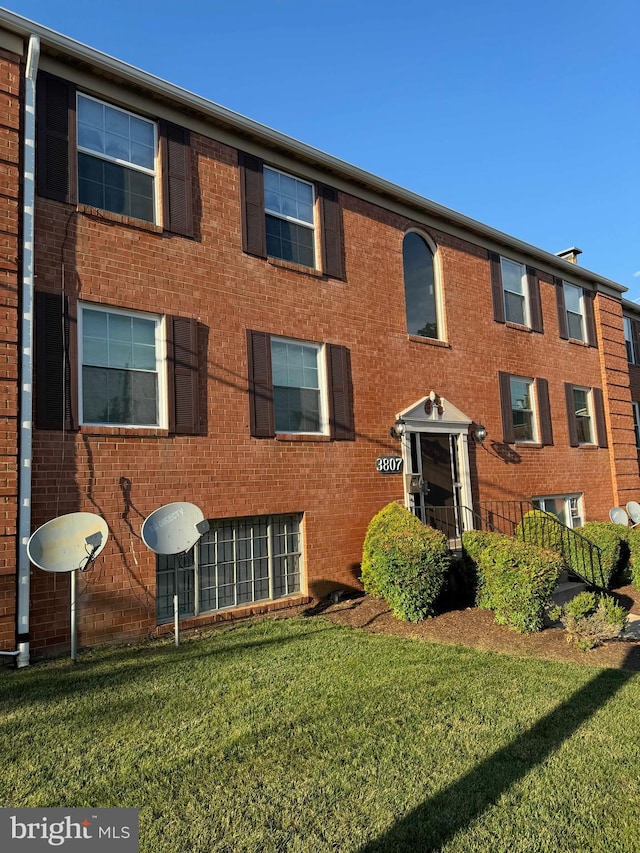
[299, 585, 640, 672]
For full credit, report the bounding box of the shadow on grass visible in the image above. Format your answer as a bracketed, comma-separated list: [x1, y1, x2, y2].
[359, 663, 635, 852]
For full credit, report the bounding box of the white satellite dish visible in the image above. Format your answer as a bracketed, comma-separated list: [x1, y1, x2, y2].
[141, 502, 209, 555]
[27, 512, 109, 573]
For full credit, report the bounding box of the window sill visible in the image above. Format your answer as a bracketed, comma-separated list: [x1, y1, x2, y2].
[275, 433, 332, 442]
[567, 337, 590, 347]
[267, 256, 324, 278]
[514, 441, 543, 449]
[575, 443, 599, 450]
[505, 322, 533, 333]
[77, 204, 164, 235]
[79, 425, 169, 438]
[407, 334, 450, 348]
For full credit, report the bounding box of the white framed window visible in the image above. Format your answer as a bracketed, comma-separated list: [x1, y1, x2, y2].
[264, 166, 316, 267]
[156, 514, 303, 622]
[624, 317, 637, 364]
[501, 258, 529, 326]
[532, 495, 583, 529]
[403, 231, 442, 340]
[572, 386, 593, 444]
[79, 304, 166, 427]
[510, 376, 537, 442]
[77, 93, 158, 223]
[563, 282, 585, 341]
[271, 337, 327, 434]
[633, 401, 640, 448]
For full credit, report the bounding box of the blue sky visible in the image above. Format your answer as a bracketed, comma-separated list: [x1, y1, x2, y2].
[8, 0, 640, 298]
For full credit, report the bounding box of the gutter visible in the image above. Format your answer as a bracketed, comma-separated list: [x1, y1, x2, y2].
[15, 33, 40, 668]
[0, 8, 626, 297]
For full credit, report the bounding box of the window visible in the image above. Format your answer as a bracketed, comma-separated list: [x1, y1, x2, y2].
[239, 152, 345, 279]
[247, 330, 354, 441]
[501, 258, 528, 326]
[624, 317, 637, 364]
[77, 94, 157, 222]
[37, 73, 193, 236]
[532, 495, 583, 529]
[563, 283, 585, 341]
[403, 232, 440, 339]
[271, 338, 324, 433]
[156, 514, 302, 622]
[633, 401, 640, 448]
[489, 253, 542, 331]
[564, 383, 607, 448]
[498, 372, 552, 445]
[571, 387, 592, 444]
[509, 377, 536, 441]
[79, 305, 165, 427]
[263, 166, 315, 267]
[35, 293, 201, 434]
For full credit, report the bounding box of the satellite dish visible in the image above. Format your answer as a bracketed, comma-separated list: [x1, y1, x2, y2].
[141, 502, 209, 555]
[27, 512, 109, 573]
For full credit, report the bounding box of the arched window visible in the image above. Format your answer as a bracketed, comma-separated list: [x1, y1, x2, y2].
[403, 232, 439, 339]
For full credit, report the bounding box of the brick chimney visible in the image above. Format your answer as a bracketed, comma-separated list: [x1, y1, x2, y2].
[555, 247, 582, 264]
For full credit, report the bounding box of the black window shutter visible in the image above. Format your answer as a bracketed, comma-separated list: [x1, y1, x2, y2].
[526, 266, 543, 333]
[555, 277, 569, 339]
[592, 387, 608, 448]
[489, 252, 505, 324]
[247, 330, 274, 438]
[160, 121, 194, 238]
[36, 72, 76, 204]
[498, 371, 514, 443]
[565, 383, 579, 447]
[35, 291, 76, 430]
[318, 183, 345, 280]
[167, 317, 200, 435]
[632, 319, 640, 364]
[584, 291, 597, 348]
[536, 377, 553, 445]
[238, 151, 266, 258]
[327, 344, 355, 441]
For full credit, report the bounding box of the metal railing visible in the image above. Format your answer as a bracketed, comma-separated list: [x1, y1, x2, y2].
[422, 500, 605, 590]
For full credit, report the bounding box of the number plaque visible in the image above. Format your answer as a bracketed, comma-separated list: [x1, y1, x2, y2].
[375, 456, 404, 474]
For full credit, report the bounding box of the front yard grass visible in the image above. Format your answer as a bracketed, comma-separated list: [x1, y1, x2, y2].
[1, 617, 639, 852]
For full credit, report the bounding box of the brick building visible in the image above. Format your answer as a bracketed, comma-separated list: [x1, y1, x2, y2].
[1, 9, 639, 663]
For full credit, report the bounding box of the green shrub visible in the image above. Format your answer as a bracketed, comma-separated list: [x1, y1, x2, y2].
[574, 522, 629, 589]
[463, 531, 563, 633]
[461, 530, 507, 609]
[615, 527, 640, 587]
[560, 592, 628, 651]
[361, 502, 451, 622]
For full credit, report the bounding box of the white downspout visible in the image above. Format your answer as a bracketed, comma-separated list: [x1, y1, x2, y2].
[14, 35, 40, 668]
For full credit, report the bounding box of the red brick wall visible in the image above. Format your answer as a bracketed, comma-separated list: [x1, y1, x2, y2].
[0, 48, 20, 651]
[21, 68, 634, 655]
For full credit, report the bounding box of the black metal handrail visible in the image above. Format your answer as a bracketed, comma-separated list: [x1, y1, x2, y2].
[420, 500, 605, 589]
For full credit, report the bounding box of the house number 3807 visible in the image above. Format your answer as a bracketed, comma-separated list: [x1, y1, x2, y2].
[375, 456, 404, 473]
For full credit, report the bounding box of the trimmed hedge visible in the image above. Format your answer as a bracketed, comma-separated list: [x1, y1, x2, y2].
[361, 502, 451, 622]
[612, 526, 640, 588]
[461, 529, 563, 633]
[575, 522, 629, 589]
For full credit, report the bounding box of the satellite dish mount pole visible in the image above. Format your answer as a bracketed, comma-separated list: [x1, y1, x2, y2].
[71, 569, 78, 662]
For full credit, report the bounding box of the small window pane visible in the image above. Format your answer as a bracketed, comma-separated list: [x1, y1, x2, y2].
[567, 312, 584, 341]
[564, 283, 583, 314]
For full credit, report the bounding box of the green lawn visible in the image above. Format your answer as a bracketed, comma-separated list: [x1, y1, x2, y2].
[1, 617, 639, 852]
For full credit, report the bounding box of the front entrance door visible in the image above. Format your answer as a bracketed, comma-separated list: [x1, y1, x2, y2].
[408, 432, 462, 538]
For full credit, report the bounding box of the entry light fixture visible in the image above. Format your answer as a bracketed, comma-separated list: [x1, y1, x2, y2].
[389, 418, 406, 440]
[472, 423, 488, 445]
